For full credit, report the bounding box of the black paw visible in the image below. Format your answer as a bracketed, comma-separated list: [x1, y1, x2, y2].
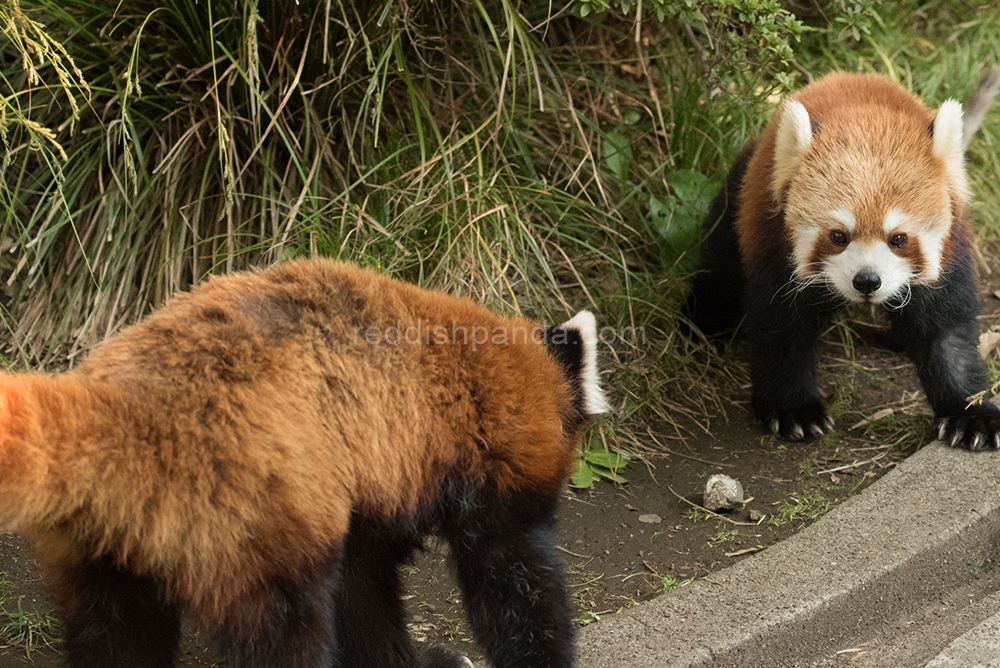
[757, 403, 834, 441]
[414, 644, 474, 668]
[936, 405, 1000, 451]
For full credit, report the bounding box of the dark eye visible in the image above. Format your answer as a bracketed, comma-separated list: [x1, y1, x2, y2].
[829, 230, 850, 246]
[889, 233, 908, 248]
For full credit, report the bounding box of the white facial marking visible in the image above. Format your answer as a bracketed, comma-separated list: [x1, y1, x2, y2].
[831, 207, 856, 231]
[883, 207, 907, 234]
[792, 227, 821, 278]
[791, 208, 854, 278]
[915, 226, 945, 284]
[883, 208, 945, 284]
[823, 242, 913, 304]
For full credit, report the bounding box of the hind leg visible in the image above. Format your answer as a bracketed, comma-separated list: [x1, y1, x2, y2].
[52, 555, 181, 668]
[215, 550, 342, 668]
[440, 486, 574, 668]
[335, 515, 471, 668]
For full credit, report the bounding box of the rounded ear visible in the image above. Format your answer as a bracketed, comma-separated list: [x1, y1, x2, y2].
[932, 99, 971, 204]
[551, 311, 609, 416]
[771, 100, 813, 200]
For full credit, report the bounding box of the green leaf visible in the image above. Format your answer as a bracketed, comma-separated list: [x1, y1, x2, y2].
[590, 464, 628, 484]
[652, 169, 721, 269]
[570, 457, 596, 489]
[649, 193, 700, 256]
[665, 169, 710, 202]
[603, 131, 632, 184]
[585, 449, 629, 470]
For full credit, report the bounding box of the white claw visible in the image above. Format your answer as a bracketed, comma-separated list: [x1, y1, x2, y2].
[971, 433, 985, 451]
[790, 423, 804, 440]
[769, 418, 780, 434]
[823, 416, 835, 432]
[809, 423, 824, 437]
[461, 658, 475, 668]
[950, 429, 964, 448]
[993, 433, 1000, 450]
[937, 419, 949, 441]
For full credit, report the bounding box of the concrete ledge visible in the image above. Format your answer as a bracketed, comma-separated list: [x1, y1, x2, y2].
[574, 442, 1000, 668]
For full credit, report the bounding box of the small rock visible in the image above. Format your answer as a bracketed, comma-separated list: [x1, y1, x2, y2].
[638, 513, 662, 524]
[748, 509, 764, 522]
[703, 474, 745, 512]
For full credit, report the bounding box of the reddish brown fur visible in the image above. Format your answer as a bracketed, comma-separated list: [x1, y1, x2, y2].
[0, 258, 581, 630]
[736, 72, 962, 273]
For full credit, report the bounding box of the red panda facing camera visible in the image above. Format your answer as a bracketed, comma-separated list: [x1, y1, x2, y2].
[685, 72, 1000, 448]
[0, 257, 607, 668]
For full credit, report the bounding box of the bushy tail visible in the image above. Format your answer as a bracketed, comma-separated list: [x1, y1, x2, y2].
[0, 373, 127, 531]
[963, 66, 1000, 150]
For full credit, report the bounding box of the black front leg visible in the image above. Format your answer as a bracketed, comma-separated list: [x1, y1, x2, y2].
[335, 515, 471, 668]
[889, 271, 1000, 450]
[743, 263, 837, 440]
[439, 482, 574, 668]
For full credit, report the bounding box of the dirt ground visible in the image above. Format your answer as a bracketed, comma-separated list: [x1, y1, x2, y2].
[3, 291, 1000, 665]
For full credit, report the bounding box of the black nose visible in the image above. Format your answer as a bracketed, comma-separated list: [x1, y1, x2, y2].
[853, 270, 882, 295]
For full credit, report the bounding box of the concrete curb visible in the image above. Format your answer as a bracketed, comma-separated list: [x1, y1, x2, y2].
[572, 442, 1000, 667]
[925, 591, 1000, 667]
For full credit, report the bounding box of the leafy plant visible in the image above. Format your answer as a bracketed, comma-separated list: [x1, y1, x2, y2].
[570, 436, 632, 488]
[575, 0, 804, 92]
[651, 169, 720, 271]
[828, 0, 884, 42]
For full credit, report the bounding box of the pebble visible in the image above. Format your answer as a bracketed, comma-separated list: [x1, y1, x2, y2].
[703, 474, 745, 511]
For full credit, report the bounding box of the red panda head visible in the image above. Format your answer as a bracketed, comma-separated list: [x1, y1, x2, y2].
[770, 83, 969, 306]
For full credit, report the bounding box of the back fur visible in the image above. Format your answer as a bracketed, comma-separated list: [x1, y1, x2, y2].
[0, 257, 603, 667]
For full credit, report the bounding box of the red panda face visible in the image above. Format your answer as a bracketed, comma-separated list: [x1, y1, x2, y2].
[806, 207, 948, 305]
[771, 94, 968, 305]
[786, 170, 952, 305]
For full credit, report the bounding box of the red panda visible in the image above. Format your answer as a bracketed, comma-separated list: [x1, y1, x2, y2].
[0, 257, 607, 668]
[685, 72, 1000, 448]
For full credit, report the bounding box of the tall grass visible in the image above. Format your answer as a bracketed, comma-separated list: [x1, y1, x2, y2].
[2, 0, 999, 447]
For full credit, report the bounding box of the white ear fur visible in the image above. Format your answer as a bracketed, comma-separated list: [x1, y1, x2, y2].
[771, 100, 813, 199]
[933, 99, 971, 203]
[559, 311, 610, 416]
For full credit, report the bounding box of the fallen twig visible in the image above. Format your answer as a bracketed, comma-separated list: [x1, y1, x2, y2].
[667, 485, 764, 526]
[647, 427, 733, 468]
[724, 547, 761, 557]
[815, 452, 887, 475]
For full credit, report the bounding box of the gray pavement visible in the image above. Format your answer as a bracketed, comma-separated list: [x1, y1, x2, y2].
[569, 441, 1000, 667]
[925, 595, 1000, 668]
[1, 438, 993, 667]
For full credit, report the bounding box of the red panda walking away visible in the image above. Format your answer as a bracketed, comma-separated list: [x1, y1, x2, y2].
[0, 257, 608, 668]
[685, 72, 1000, 448]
